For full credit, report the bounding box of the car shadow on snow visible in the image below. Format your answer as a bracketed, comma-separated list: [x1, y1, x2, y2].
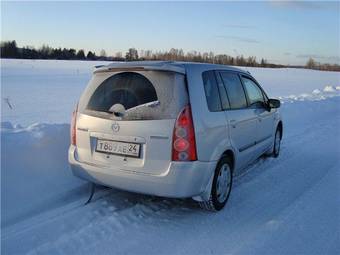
[89, 153, 279, 219]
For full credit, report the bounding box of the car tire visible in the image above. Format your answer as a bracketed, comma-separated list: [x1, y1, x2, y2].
[199, 156, 233, 211]
[272, 128, 281, 158]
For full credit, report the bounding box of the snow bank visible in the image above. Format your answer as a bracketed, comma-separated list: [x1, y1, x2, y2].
[278, 85, 340, 103]
[1, 122, 84, 228]
[323, 85, 336, 92]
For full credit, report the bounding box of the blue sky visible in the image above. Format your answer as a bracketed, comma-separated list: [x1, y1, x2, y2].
[1, 1, 339, 65]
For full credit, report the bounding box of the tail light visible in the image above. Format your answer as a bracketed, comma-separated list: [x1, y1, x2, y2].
[172, 105, 197, 161]
[71, 103, 78, 145]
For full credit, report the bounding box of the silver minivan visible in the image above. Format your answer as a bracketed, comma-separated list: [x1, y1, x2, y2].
[69, 61, 282, 211]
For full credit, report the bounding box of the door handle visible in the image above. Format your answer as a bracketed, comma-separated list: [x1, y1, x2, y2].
[230, 119, 236, 128]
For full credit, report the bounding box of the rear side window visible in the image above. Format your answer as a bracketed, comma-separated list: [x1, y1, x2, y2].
[241, 76, 265, 105]
[87, 72, 157, 112]
[82, 71, 188, 120]
[220, 72, 247, 109]
[202, 71, 222, 112]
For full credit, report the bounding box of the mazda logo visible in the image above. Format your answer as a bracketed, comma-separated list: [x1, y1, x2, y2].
[112, 122, 120, 132]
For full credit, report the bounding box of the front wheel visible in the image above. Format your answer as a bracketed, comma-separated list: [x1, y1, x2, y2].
[273, 128, 281, 158]
[199, 157, 233, 211]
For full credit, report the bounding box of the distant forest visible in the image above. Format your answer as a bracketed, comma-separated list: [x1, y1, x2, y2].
[1, 40, 339, 71]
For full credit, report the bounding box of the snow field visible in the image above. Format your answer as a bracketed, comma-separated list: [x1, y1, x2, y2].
[1, 59, 340, 254]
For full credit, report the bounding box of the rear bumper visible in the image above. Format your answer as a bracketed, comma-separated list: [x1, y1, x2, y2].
[68, 145, 215, 198]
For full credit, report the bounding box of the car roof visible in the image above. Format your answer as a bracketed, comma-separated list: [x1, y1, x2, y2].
[94, 61, 249, 75]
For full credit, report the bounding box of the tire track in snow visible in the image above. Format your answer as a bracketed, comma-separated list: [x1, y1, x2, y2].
[29, 114, 338, 254]
[24, 193, 197, 255]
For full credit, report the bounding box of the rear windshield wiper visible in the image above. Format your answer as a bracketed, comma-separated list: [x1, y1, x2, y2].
[124, 100, 160, 112]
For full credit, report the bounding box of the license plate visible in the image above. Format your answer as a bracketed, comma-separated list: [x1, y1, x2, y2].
[96, 139, 140, 158]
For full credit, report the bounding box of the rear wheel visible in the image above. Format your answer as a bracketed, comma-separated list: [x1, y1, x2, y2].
[199, 156, 233, 211]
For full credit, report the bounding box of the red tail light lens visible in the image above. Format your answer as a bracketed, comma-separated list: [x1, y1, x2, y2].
[71, 103, 78, 145]
[172, 105, 197, 161]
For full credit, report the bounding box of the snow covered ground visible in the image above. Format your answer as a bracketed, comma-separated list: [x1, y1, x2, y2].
[1, 59, 108, 125]
[1, 59, 340, 254]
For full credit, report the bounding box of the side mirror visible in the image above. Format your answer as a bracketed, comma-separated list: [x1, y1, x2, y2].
[268, 99, 281, 109]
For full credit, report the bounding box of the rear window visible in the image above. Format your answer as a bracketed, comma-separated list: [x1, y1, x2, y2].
[81, 71, 188, 120]
[87, 72, 157, 112]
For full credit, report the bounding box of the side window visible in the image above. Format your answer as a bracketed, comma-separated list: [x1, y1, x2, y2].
[241, 76, 265, 105]
[202, 71, 222, 112]
[220, 72, 247, 109]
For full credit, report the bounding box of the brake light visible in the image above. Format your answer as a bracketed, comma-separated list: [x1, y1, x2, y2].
[172, 105, 197, 161]
[71, 103, 78, 145]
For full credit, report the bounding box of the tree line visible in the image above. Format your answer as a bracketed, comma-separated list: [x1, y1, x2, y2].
[1, 40, 339, 71]
[305, 57, 340, 72]
[0, 41, 111, 61]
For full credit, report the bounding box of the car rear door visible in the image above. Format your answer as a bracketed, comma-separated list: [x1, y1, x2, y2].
[217, 71, 258, 170]
[75, 70, 188, 176]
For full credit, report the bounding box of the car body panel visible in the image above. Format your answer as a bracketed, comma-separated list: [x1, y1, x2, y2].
[69, 145, 215, 198]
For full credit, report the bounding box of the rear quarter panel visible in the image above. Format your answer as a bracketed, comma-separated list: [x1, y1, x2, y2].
[186, 65, 235, 162]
